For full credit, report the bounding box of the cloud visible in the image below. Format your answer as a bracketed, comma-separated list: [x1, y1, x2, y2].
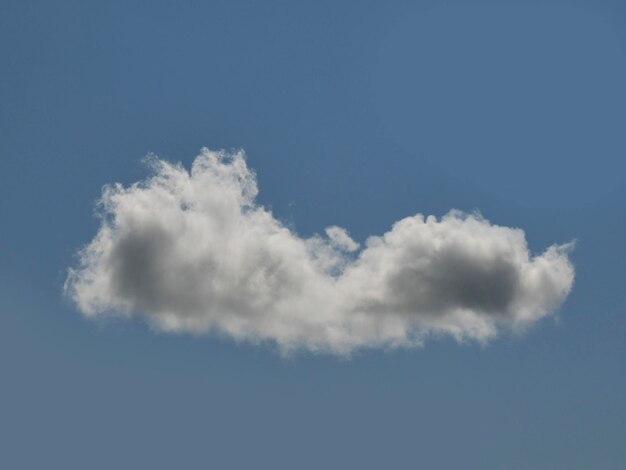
[325, 226, 360, 253]
[65, 148, 574, 354]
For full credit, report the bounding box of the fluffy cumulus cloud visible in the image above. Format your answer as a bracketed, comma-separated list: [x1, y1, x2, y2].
[66, 149, 574, 354]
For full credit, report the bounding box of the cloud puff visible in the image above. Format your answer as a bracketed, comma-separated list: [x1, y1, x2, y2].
[65, 148, 574, 354]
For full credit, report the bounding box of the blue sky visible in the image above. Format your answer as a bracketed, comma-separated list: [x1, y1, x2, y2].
[1, 0, 625, 468]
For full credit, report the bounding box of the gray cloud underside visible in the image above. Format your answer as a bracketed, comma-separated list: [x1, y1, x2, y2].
[66, 149, 574, 354]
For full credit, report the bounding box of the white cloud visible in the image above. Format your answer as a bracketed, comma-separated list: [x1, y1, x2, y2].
[325, 226, 360, 252]
[65, 148, 575, 354]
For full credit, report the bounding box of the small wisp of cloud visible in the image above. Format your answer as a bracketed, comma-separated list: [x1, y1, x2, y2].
[65, 148, 574, 355]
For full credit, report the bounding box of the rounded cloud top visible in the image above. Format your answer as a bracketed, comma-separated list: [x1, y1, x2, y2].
[65, 148, 574, 354]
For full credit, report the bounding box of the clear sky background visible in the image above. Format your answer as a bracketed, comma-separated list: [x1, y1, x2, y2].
[1, 0, 625, 468]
